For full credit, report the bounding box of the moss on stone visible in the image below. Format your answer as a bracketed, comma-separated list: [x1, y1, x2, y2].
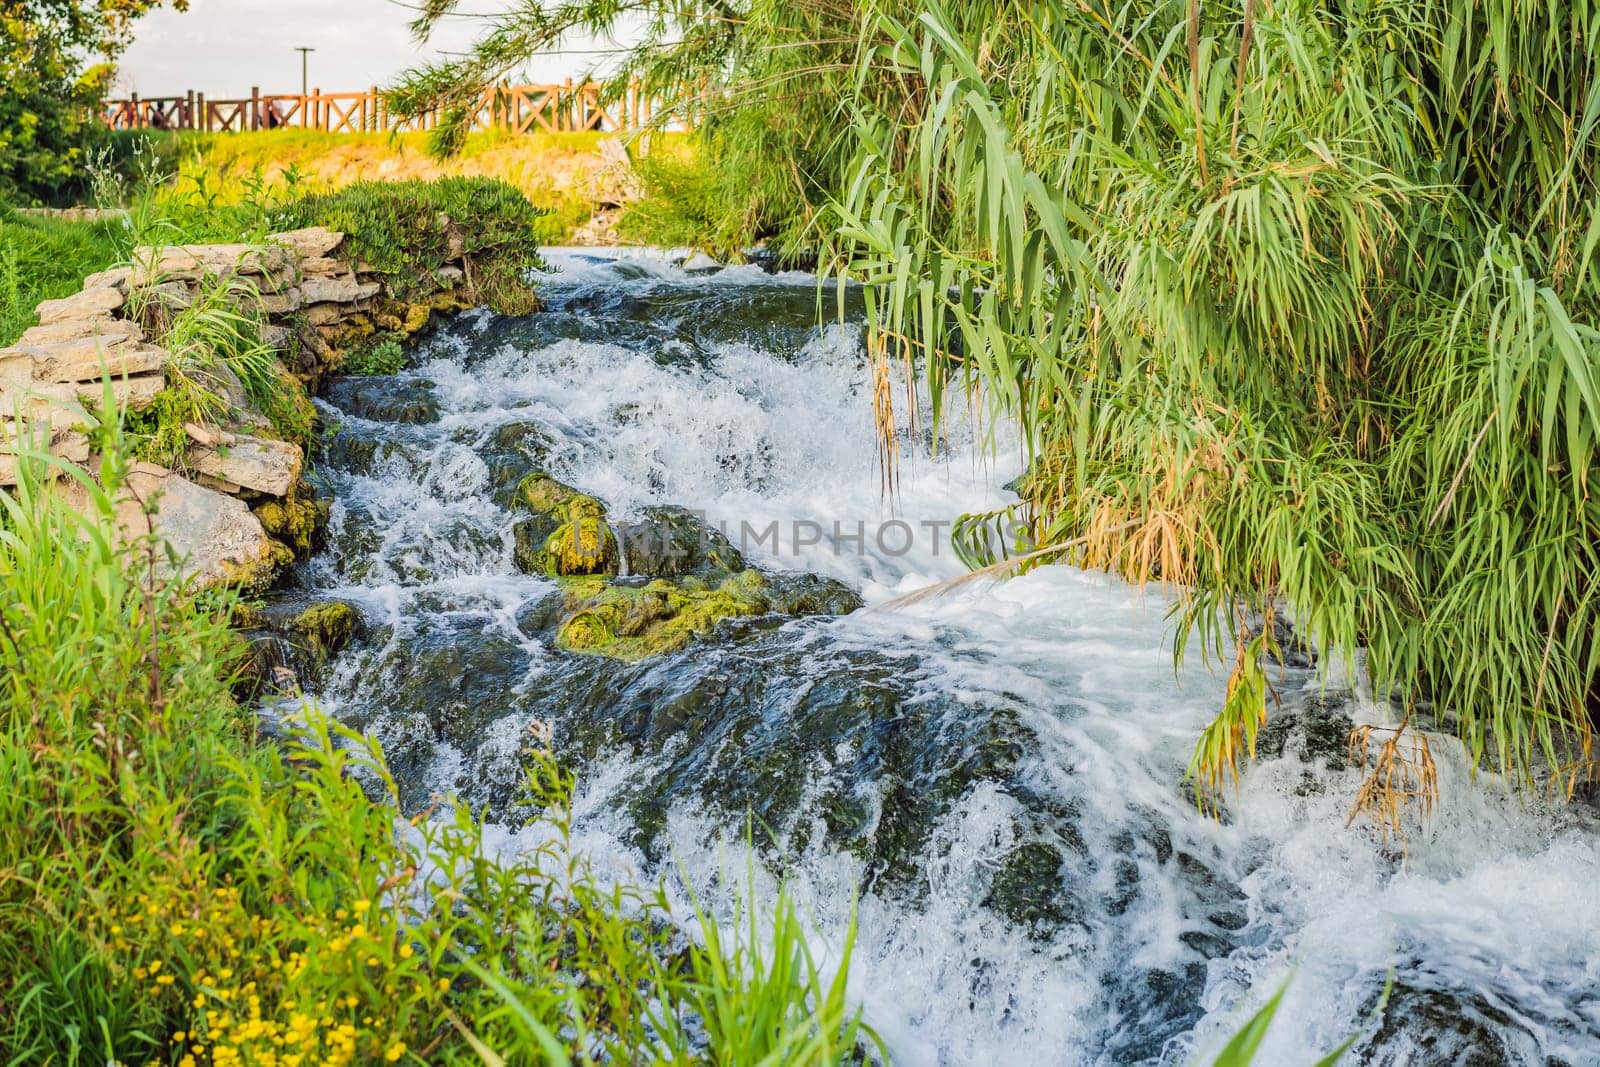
[220, 538, 295, 594]
[536, 517, 619, 576]
[513, 471, 589, 515]
[554, 570, 771, 660]
[254, 495, 324, 558]
[287, 601, 359, 658]
[508, 473, 618, 576]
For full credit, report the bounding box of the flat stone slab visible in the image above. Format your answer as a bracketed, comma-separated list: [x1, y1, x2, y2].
[18, 315, 143, 347]
[268, 226, 345, 259]
[36, 286, 126, 324]
[185, 433, 302, 497]
[0, 427, 89, 485]
[128, 243, 294, 285]
[300, 274, 379, 304]
[22, 339, 167, 384]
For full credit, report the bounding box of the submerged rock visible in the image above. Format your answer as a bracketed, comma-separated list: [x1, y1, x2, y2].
[324, 376, 440, 425]
[475, 421, 555, 506]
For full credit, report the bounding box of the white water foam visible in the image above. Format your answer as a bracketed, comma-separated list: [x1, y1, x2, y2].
[300, 248, 1600, 1065]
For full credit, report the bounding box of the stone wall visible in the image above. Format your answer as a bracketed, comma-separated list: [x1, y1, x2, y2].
[0, 226, 469, 590]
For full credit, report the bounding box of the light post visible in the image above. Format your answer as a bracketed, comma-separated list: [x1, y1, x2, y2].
[295, 47, 315, 98]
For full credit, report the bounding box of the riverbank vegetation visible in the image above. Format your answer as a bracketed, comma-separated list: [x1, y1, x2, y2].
[397, 0, 1600, 805]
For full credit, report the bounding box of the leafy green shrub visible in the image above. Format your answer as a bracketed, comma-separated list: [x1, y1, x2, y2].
[275, 177, 548, 312]
[342, 336, 406, 376]
[618, 149, 741, 253]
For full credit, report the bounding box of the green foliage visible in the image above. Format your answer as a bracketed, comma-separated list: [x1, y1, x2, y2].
[342, 336, 407, 376]
[618, 147, 748, 255]
[275, 177, 548, 311]
[0, 412, 876, 1064]
[813, 0, 1600, 792]
[0, 0, 184, 203]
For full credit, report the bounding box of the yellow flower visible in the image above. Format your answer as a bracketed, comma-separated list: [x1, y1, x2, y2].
[173, 1031, 187, 1042]
[398, 944, 413, 959]
[384, 1041, 407, 1062]
[367, 956, 380, 967]
[353, 900, 371, 914]
[436, 978, 450, 992]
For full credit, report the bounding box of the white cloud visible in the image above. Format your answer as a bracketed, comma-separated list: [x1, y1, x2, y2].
[115, 0, 615, 101]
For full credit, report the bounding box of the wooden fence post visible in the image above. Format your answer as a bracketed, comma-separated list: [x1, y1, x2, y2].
[197, 92, 207, 132]
[250, 86, 260, 130]
[313, 88, 322, 130]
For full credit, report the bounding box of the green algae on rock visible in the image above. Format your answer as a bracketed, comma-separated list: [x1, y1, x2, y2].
[253, 493, 328, 559]
[510, 471, 619, 577]
[286, 600, 361, 660]
[555, 571, 772, 660]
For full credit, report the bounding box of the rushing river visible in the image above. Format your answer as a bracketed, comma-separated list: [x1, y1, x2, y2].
[273, 249, 1600, 1065]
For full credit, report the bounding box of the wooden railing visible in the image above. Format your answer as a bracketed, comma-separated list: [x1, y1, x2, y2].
[100, 81, 691, 134]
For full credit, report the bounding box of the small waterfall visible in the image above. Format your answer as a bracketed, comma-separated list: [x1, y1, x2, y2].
[281, 247, 1600, 1066]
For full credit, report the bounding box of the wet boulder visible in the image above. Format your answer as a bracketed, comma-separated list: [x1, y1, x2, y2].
[617, 505, 745, 580]
[510, 472, 618, 577]
[324, 376, 440, 425]
[763, 572, 862, 616]
[235, 597, 363, 693]
[475, 421, 555, 506]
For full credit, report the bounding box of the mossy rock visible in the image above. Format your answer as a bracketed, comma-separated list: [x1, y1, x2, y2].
[222, 539, 296, 595]
[324, 376, 440, 425]
[555, 571, 771, 660]
[512, 514, 562, 573]
[479, 421, 556, 506]
[513, 471, 597, 517]
[253, 495, 328, 559]
[509, 472, 617, 576]
[286, 601, 361, 659]
[232, 598, 363, 696]
[530, 517, 619, 577]
[617, 505, 745, 580]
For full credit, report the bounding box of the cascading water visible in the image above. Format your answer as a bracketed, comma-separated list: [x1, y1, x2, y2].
[278, 249, 1600, 1065]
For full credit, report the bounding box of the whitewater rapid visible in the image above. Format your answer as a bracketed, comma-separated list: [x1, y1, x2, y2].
[290, 249, 1600, 1065]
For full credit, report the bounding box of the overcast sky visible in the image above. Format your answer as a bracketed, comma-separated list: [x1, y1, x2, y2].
[115, 0, 617, 100]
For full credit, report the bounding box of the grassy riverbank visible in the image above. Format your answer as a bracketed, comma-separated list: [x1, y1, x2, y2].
[0, 177, 874, 1063]
[66, 128, 710, 246]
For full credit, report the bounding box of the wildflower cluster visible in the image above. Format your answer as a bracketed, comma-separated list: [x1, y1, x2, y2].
[93, 870, 437, 1064]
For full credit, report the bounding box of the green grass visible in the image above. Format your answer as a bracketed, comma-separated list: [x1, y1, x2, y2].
[0, 210, 125, 344]
[0, 406, 877, 1064]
